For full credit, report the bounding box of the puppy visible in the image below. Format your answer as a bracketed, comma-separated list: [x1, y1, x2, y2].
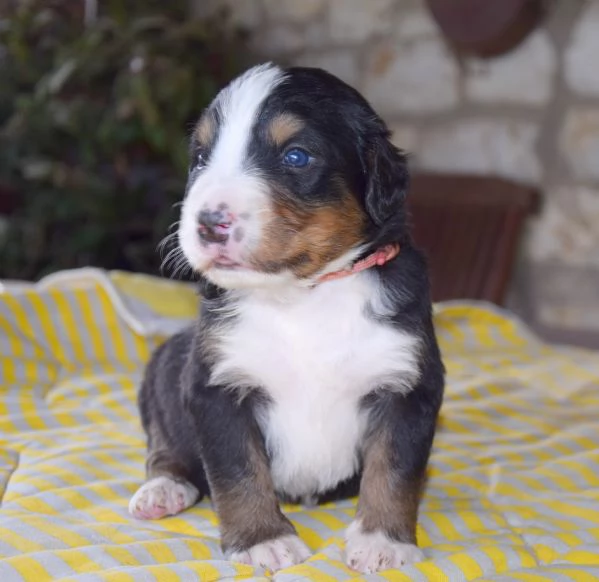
[129, 63, 444, 574]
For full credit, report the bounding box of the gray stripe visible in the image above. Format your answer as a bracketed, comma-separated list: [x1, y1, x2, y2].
[416, 514, 447, 543]
[1, 519, 72, 550]
[0, 299, 39, 360]
[68, 293, 104, 368]
[19, 294, 61, 364]
[0, 539, 25, 558]
[290, 512, 350, 540]
[0, 562, 25, 582]
[33, 551, 74, 579]
[85, 293, 131, 367]
[386, 565, 429, 582]
[64, 561, 243, 582]
[500, 499, 599, 529]
[287, 559, 349, 580]
[40, 291, 77, 367]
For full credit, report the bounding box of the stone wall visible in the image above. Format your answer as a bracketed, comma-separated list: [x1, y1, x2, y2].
[196, 0, 599, 346]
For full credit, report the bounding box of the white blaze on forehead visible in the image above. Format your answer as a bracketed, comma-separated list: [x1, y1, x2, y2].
[178, 63, 288, 278]
[211, 63, 286, 175]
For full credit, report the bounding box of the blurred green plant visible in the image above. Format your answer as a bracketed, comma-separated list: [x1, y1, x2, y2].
[0, 0, 248, 280]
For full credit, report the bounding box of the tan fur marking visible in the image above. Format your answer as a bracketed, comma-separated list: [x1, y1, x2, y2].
[253, 186, 365, 278]
[357, 431, 421, 543]
[213, 435, 295, 551]
[196, 115, 215, 147]
[145, 423, 190, 481]
[268, 114, 305, 146]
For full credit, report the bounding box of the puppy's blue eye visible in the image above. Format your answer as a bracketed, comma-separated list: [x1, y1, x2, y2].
[283, 148, 311, 168]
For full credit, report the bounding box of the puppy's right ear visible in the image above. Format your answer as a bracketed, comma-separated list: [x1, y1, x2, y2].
[364, 134, 409, 227]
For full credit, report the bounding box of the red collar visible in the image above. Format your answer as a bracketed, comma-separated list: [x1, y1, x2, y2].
[316, 243, 400, 285]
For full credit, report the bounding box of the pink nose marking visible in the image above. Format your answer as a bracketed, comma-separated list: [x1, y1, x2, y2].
[197, 208, 234, 244]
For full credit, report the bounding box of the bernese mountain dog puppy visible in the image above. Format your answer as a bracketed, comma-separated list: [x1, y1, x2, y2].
[129, 63, 444, 574]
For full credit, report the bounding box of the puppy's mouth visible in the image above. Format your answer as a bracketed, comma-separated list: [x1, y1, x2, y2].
[212, 256, 244, 270]
[210, 251, 251, 271]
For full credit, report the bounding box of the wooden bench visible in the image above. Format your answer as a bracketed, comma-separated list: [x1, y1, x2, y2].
[408, 173, 540, 305]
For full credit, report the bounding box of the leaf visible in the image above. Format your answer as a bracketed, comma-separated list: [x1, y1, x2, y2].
[36, 57, 78, 97]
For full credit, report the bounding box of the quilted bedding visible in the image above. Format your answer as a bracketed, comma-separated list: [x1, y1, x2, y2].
[0, 269, 598, 581]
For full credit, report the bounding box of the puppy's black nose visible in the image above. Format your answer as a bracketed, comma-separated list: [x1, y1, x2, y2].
[197, 209, 231, 244]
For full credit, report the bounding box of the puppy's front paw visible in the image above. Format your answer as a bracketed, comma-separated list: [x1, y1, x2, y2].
[129, 476, 199, 520]
[345, 520, 424, 573]
[229, 534, 311, 572]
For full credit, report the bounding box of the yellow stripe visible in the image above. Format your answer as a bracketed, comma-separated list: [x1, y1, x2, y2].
[138, 541, 177, 564]
[303, 509, 348, 531]
[48, 289, 87, 369]
[103, 546, 141, 566]
[283, 560, 348, 582]
[412, 560, 450, 581]
[293, 522, 324, 550]
[480, 545, 538, 572]
[96, 288, 130, 368]
[181, 538, 217, 559]
[426, 512, 463, 541]
[96, 572, 136, 582]
[74, 290, 111, 369]
[5, 555, 52, 581]
[552, 567, 599, 581]
[55, 548, 104, 575]
[560, 550, 599, 565]
[9, 496, 61, 515]
[0, 318, 19, 386]
[504, 573, 561, 582]
[546, 500, 599, 523]
[24, 293, 65, 364]
[447, 551, 485, 579]
[0, 527, 45, 553]
[25, 517, 95, 548]
[1, 293, 47, 359]
[96, 284, 149, 366]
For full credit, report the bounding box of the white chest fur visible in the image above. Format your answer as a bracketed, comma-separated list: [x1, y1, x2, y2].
[210, 274, 420, 498]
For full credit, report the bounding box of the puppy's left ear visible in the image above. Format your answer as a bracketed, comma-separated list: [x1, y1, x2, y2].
[364, 135, 409, 226]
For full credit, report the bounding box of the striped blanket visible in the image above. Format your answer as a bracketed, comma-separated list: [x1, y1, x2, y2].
[0, 269, 598, 581]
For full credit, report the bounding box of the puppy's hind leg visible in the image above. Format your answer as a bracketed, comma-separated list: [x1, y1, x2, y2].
[129, 437, 201, 520]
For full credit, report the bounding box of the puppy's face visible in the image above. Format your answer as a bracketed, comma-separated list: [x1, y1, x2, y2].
[178, 63, 408, 289]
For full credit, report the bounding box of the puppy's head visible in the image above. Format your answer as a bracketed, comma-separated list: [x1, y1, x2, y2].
[178, 63, 408, 290]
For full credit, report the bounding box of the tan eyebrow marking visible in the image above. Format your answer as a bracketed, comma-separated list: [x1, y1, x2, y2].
[268, 113, 305, 146]
[195, 114, 215, 147]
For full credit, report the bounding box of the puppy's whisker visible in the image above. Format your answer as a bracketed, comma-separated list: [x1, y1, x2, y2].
[160, 248, 182, 272]
[172, 257, 192, 280]
[158, 233, 179, 255]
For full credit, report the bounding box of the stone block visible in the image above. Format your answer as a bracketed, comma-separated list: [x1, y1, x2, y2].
[416, 119, 541, 183]
[527, 262, 599, 332]
[527, 185, 599, 268]
[262, 0, 325, 24]
[252, 24, 305, 56]
[465, 30, 556, 105]
[395, 6, 441, 41]
[328, 0, 395, 44]
[565, 1, 599, 96]
[364, 37, 460, 114]
[295, 50, 360, 87]
[560, 108, 599, 182]
[193, 0, 263, 29]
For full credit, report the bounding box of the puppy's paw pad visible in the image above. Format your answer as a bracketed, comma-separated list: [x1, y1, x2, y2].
[230, 534, 311, 572]
[345, 521, 424, 574]
[129, 476, 199, 520]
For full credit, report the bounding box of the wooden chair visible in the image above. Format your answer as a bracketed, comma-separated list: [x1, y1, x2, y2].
[408, 173, 540, 305]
